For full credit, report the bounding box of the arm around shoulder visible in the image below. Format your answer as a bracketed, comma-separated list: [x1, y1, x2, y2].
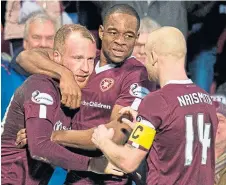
[16, 48, 68, 79]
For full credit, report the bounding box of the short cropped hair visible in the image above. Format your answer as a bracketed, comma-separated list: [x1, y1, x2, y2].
[54, 24, 96, 54]
[24, 12, 57, 39]
[139, 17, 161, 34]
[103, 4, 140, 31]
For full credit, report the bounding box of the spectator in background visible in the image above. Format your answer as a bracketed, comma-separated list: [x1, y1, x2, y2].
[215, 28, 226, 89]
[212, 82, 226, 105]
[4, 0, 61, 56]
[215, 102, 226, 185]
[22, 13, 56, 50]
[1, 24, 10, 55]
[212, 82, 226, 185]
[187, 2, 226, 93]
[132, 17, 160, 65]
[94, 1, 216, 39]
[1, 13, 57, 121]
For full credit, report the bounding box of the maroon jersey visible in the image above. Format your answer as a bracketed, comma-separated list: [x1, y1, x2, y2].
[137, 80, 218, 185]
[68, 57, 156, 184]
[1, 74, 88, 185]
[75, 57, 155, 129]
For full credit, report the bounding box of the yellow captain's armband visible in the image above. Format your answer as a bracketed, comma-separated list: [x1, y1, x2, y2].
[128, 122, 156, 151]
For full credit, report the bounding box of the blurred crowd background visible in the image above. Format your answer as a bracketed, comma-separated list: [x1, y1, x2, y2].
[1, 1, 226, 117]
[1, 1, 226, 185]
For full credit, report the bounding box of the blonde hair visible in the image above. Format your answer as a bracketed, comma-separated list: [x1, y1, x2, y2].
[139, 17, 161, 34]
[54, 24, 96, 54]
[24, 12, 57, 40]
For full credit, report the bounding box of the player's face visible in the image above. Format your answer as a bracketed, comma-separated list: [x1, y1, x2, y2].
[61, 33, 96, 88]
[23, 20, 55, 50]
[99, 13, 139, 64]
[216, 113, 226, 149]
[132, 32, 148, 65]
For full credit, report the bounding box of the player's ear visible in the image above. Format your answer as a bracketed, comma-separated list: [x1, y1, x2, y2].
[99, 25, 104, 41]
[151, 51, 158, 65]
[53, 50, 62, 64]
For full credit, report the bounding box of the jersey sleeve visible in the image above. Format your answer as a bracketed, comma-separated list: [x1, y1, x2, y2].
[26, 117, 90, 171]
[137, 91, 169, 129]
[127, 92, 169, 151]
[115, 67, 155, 110]
[23, 76, 59, 123]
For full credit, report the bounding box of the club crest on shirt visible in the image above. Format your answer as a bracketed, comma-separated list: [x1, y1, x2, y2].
[129, 83, 150, 99]
[31, 90, 53, 105]
[100, 78, 114, 92]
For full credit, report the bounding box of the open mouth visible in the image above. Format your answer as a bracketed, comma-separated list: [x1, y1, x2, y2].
[112, 48, 125, 57]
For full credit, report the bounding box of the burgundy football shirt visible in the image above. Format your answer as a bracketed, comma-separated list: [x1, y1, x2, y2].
[1, 75, 88, 185]
[136, 80, 218, 185]
[67, 57, 156, 184]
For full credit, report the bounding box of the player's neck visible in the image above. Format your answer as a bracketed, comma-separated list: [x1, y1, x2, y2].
[159, 65, 188, 87]
[100, 51, 107, 67]
[100, 50, 114, 67]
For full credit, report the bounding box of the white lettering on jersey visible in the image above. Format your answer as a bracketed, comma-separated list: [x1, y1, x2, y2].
[53, 120, 71, 131]
[81, 100, 111, 110]
[185, 114, 211, 166]
[31, 90, 53, 105]
[177, 92, 212, 106]
[129, 83, 150, 99]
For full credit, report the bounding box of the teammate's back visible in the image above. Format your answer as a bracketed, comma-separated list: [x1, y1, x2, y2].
[142, 81, 218, 185]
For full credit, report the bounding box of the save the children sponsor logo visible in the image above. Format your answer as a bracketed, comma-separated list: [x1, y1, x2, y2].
[81, 100, 111, 110]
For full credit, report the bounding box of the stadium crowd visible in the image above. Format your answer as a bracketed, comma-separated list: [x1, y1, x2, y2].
[1, 1, 226, 185]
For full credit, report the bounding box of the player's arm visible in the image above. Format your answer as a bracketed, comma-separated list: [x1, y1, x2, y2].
[92, 92, 168, 173]
[51, 66, 155, 149]
[17, 48, 63, 79]
[91, 120, 156, 173]
[23, 77, 89, 171]
[27, 117, 90, 170]
[15, 106, 132, 150]
[17, 48, 81, 108]
[98, 143, 147, 173]
[51, 113, 133, 150]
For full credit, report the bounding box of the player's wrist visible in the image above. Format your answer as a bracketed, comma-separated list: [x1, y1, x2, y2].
[98, 138, 110, 150]
[50, 131, 60, 143]
[58, 66, 72, 81]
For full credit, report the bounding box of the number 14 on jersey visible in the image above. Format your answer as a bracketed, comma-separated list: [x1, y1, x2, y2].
[185, 114, 211, 166]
